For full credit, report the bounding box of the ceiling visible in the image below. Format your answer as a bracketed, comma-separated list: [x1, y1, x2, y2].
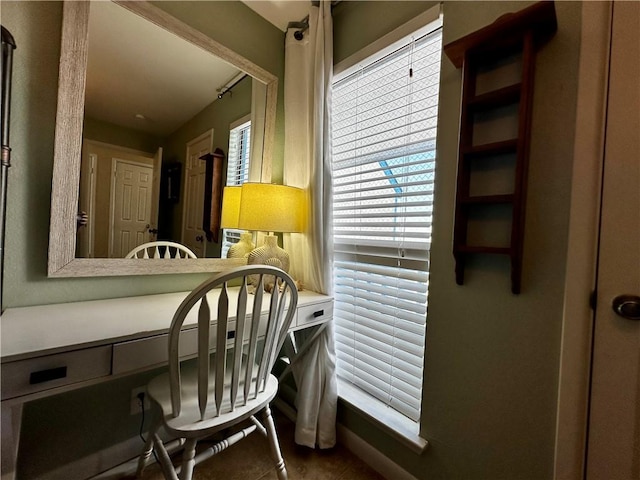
[85, 2, 242, 137]
[242, 0, 311, 31]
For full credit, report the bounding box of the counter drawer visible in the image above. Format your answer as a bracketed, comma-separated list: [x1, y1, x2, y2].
[1, 346, 112, 400]
[112, 329, 198, 375]
[112, 320, 246, 375]
[296, 300, 333, 327]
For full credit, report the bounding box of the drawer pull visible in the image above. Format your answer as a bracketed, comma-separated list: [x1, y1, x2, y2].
[30, 366, 67, 385]
[313, 310, 324, 318]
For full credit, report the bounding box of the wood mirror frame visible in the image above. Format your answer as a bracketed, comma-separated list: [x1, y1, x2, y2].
[48, 1, 277, 277]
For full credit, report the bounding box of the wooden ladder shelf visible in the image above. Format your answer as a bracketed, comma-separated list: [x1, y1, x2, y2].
[444, 1, 557, 294]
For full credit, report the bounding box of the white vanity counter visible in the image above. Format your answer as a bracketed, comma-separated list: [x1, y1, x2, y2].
[0, 288, 333, 403]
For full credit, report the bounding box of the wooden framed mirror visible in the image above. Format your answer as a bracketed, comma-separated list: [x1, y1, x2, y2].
[48, 1, 277, 277]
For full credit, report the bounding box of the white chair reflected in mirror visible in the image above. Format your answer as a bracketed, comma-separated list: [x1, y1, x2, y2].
[136, 265, 298, 480]
[125, 241, 197, 259]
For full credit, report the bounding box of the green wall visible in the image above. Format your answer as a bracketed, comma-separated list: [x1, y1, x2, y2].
[3, 0, 583, 478]
[163, 75, 252, 257]
[2, 0, 284, 309]
[153, 1, 287, 183]
[83, 117, 164, 154]
[333, 2, 581, 480]
[333, 1, 440, 64]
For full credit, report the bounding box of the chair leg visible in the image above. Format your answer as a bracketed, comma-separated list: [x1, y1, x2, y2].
[136, 418, 160, 478]
[153, 434, 179, 480]
[179, 438, 198, 480]
[262, 406, 288, 480]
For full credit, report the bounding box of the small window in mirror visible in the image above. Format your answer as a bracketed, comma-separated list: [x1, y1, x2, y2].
[222, 117, 252, 258]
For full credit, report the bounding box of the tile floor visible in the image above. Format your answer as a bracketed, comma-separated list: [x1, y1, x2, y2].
[131, 410, 385, 480]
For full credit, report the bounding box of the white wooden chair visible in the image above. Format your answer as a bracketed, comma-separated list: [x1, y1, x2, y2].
[136, 265, 298, 480]
[125, 241, 197, 259]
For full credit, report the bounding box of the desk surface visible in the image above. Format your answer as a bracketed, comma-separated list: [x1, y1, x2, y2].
[1, 288, 331, 362]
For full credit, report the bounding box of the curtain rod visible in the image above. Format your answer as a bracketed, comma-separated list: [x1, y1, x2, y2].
[287, 0, 341, 40]
[217, 73, 248, 100]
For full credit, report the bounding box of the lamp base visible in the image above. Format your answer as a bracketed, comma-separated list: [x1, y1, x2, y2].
[247, 235, 290, 292]
[227, 232, 255, 259]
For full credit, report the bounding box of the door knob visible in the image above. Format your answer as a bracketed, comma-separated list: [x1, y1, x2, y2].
[195, 235, 204, 242]
[611, 295, 640, 320]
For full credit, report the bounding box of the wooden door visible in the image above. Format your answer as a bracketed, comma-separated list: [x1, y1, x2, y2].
[586, 2, 640, 478]
[109, 158, 154, 257]
[181, 130, 212, 257]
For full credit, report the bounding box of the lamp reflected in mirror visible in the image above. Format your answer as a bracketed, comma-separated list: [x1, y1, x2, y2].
[220, 186, 255, 259]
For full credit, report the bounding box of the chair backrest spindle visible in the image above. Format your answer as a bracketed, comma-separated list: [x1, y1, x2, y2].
[125, 241, 197, 259]
[257, 287, 280, 395]
[230, 279, 248, 409]
[197, 295, 211, 420]
[244, 275, 264, 403]
[214, 284, 229, 416]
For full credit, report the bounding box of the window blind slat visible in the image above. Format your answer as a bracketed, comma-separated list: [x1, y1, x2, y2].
[334, 157, 435, 182]
[333, 188, 434, 205]
[335, 261, 429, 282]
[334, 167, 437, 190]
[333, 179, 435, 198]
[333, 139, 436, 169]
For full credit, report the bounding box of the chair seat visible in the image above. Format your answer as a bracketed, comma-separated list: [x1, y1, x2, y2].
[147, 363, 279, 438]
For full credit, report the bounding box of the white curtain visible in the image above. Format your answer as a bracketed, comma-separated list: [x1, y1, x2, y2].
[283, 0, 337, 449]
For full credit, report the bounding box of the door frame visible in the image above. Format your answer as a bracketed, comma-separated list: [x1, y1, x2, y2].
[553, 2, 613, 479]
[78, 151, 97, 257]
[150, 147, 163, 241]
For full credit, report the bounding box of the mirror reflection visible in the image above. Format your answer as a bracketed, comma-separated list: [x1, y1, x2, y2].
[76, 1, 264, 260]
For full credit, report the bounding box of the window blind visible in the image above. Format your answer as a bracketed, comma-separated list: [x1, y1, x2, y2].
[332, 29, 442, 422]
[227, 120, 251, 186]
[222, 120, 251, 258]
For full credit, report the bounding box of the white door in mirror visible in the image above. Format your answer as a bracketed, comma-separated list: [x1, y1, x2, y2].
[181, 130, 212, 258]
[110, 159, 154, 257]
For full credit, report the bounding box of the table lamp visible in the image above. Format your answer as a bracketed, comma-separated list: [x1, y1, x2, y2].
[237, 183, 306, 275]
[220, 186, 255, 258]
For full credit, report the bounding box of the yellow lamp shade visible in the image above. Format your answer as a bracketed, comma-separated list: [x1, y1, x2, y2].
[238, 183, 306, 233]
[220, 186, 242, 229]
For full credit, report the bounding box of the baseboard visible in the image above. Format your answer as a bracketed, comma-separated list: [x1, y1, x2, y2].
[336, 423, 420, 480]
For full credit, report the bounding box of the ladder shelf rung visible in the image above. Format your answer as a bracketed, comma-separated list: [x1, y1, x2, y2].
[460, 194, 515, 205]
[454, 246, 512, 255]
[468, 83, 522, 110]
[462, 139, 519, 158]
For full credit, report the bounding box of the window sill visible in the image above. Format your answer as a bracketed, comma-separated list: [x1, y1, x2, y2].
[337, 379, 429, 454]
